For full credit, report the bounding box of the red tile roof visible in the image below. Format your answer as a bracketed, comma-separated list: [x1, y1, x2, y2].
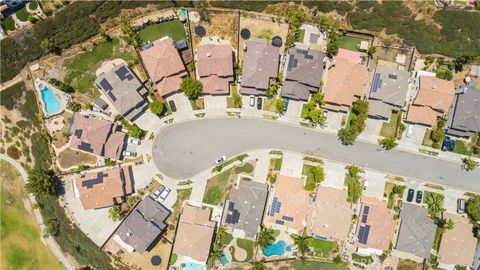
[197, 44, 234, 95]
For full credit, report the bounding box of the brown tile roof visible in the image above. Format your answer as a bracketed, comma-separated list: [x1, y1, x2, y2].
[197, 44, 234, 95]
[75, 166, 133, 210]
[266, 175, 310, 232]
[438, 213, 477, 267]
[414, 76, 455, 112]
[323, 56, 369, 112]
[173, 205, 215, 263]
[406, 104, 442, 127]
[140, 37, 187, 97]
[355, 196, 395, 251]
[69, 114, 126, 160]
[307, 187, 352, 241]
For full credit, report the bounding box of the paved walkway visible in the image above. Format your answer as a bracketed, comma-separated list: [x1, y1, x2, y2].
[0, 154, 75, 270]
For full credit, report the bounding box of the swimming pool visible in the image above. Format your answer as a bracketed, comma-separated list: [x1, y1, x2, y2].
[39, 83, 61, 114]
[262, 240, 291, 257]
[220, 253, 230, 266]
[182, 262, 206, 270]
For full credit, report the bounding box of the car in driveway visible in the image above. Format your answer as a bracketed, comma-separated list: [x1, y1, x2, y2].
[257, 97, 263, 110]
[168, 100, 177, 112]
[152, 185, 165, 199]
[406, 124, 414, 138]
[441, 136, 455, 152]
[362, 180, 369, 191]
[283, 97, 289, 111]
[416, 190, 423, 203]
[457, 199, 465, 214]
[128, 137, 141, 145]
[123, 151, 137, 158]
[406, 189, 414, 202]
[215, 155, 226, 164]
[249, 95, 255, 107]
[159, 187, 171, 202]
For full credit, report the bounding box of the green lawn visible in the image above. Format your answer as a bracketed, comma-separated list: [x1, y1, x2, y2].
[172, 188, 192, 222]
[296, 29, 305, 43]
[203, 169, 232, 205]
[138, 20, 187, 43]
[337, 36, 368, 52]
[303, 164, 325, 191]
[345, 109, 355, 129]
[2, 17, 15, 31]
[287, 260, 349, 270]
[352, 253, 373, 264]
[227, 83, 240, 108]
[169, 253, 178, 265]
[263, 98, 281, 113]
[235, 239, 254, 262]
[64, 39, 139, 95]
[234, 163, 254, 174]
[271, 158, 282, 171]
[29, 1, 39, 10]
[432, 227, 444, 251]
[255, 28, 274, 44]
[307, 238, 338, 256]
[15, 7, 30, 22]
[1, 161, 63, 270]
[272, 229, 281, 238]
[380, 112, 401, 138]
[453, 140, 470, 155]
[220, 232, 234, 246]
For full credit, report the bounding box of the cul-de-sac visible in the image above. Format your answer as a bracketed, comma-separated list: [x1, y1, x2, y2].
[1, 1, 480, 270]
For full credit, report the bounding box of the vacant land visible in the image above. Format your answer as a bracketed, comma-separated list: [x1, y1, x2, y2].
[380, 112, 402, 138]
[397, 259, 423, 270]
[138, 19, 186, 43]
[57, 148, 98, 170]
[203, 168, 233, 205]
[0, 161, 63, 270]
[191, 14, 238, 49]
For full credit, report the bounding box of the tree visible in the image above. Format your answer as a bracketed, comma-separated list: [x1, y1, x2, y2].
[121, 19, 141, 47]
[108, 205, 126, 221]
[181, 77, 203, 99]
[352, 100, 369, 115]
[99, 29, 112, 42]
[128, 124, 145, 139]
[445, 218, 455, 230]
[392, 185, 406, 195]
[149, 100, 165, 116]
[378, 137, 398, 150]
[346, 165, 363, 178]
[257, 226, 275, 249]
[466, 196, 480, 222]
[338, 128, 357, 145]
[67, 101, 81, 112]
[308, 109, 326, 126]
[194, 0, 210, 22]
[232, 91, 242, 108]
[326, 29, 339, 58]
[367, 46, 376, 59]
[424, 192, 445, 217]
[462, 157, 479, 171]
[291, 230, 310, 257]
[40, 38, 55, 53]
[26, 169, 57, 196]
[266, 83, 279, 98]
[45, 217, 60, 236]
[275, 99, 284, 114]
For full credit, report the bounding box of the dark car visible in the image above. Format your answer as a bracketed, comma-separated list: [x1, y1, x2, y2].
[283, 97, 289, 112]
[406, 189, 414, 202]
[416, 190, 423, 204]
[168, 100, 177, 112]
[257, 97, 263, 110]
[441, 136, 455, 152]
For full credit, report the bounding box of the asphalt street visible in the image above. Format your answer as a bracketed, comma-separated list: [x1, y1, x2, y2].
[152, 118, 480, 192]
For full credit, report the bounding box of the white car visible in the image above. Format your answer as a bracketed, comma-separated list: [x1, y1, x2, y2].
[249, 95, 255, 107]
[406, 124, 414, 138]
[362, 180, 369, 191]
[123, 151, 137, 158]
[159, 187, 171, 202]
[215, 155, 227, 164]
[128, 137, 141, 145]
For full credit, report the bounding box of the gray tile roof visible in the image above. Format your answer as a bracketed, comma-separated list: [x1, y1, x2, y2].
[368, 99, 394, 120]
[223, 180, 268, 240]
[446, 84, 480, 138]
[240, 40, 280, 96]
[395, 203, 436, 259]
[281, 47, 325, 101]
[115, 196, 170, 253]
[95, 63, 148, 121]
[368, 66, 410, 109]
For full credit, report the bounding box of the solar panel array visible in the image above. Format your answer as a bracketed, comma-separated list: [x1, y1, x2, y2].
[361, 205, 370, 223]
[108, 91, 117, 102]
[388, 73, 397, 80]
[225, 207, 240, 225]
[371, 73, 382, 93]
[78, 142, 94, 153]
[282, 215, 294, 222]
[74, 129, 83, 138]
[275, 220, 285, 225]
[358, 225, 370, 244]
[82, 172, 105, 188]
[99, 78, 113, 91]
[115, 66, 134, 81]
[269, 197, 282, 216]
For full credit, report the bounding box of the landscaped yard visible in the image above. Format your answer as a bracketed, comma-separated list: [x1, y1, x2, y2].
[352, 253, 373, 265]
[203, 169, 233, 205]
[172, 188, 192, 222]
[1, 17, 15, 31]
[453, 139, 470, 155]
[380, 112, 402, 138]
[303, 164, 325, 192]
[337, 35, 368, 52]
[0, 161, 63, 270]
[307, 238, 338, 256]
[64, 39, 140, 95]
[234, 162, 254, 174]
[15, 6, 30, 22]
[235, 239, 254, 262]
[29, 1, 39, 10]
[138, 19, 186, 43]
[189, 98, 205, 110]
[263, 98, 281, 113]
[422, 128, 435, 148]
[295, 29, 306, 43]
[286, 260, 349, 270]
[57, 148, 98, 169]
[270, 158, 282, 171]
[397, 259, 423, 270]
[220, 232, 234, 246]
[226, 83, 241, 108]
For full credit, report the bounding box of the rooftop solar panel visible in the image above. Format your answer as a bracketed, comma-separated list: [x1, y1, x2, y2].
[388, 73, 397, 80]
[115, 66, 134, 81]
[74, 129, 83, 138]
[228, 202, 235, 211]
[275, 220, 285, 225]
[107, 91, 117, 102]
[287, 54, 295, 71]
[371, 73, 381, 93]
[358, 225, 370, 244]
[82, 172, 105, 187]
[78, 142, 94, 153]
[364, 206, 370, 214]
[305, 54, 314, 60]
[99, 78, 113, 91]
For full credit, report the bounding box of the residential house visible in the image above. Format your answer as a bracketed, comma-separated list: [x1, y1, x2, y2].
[394, 203, 436, 260]
[240, 39, 280, 96]
[74, 166, 134, 210]
[69, 113, 126, 160]
[406, 76, 455, 127]
[196, 44, 234, 95]
[223, 180, 269, 240]
[95, 61, 148, 122]
[281, 47, 326, 101]
[446, 84, 480, 137]
[368, 66, 410, 120]
[265, 175, 310, 234]
[140, 37, 187, 99]
[173, 204, 216, 264]
[306, 186, 352, 242]
[438, 213, 477, 269]
[323, 49, 369, 113]
[354, 196, 395, 256]
[113, 196, 170, 254]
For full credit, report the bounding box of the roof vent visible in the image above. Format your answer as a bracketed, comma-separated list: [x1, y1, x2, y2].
[207, 52, 211, 57]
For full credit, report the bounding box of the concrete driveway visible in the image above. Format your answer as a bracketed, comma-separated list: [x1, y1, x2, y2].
[401, 124, 427, 149]
[285, 99, 303, 118]
[167, 93, 192, 113]
[204, 95, 227, 109]
[280, 152, 303, 178]
[152, 118, 480, 192]
[360, 119, 383, 141]
[325, 111, 344, 132]
[133, 110, 159, 130]
[362, 170, 387, 199]
[321, 160, 347, 189]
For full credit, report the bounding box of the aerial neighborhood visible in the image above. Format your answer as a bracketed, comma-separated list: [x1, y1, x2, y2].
[1, 1, 480, 270]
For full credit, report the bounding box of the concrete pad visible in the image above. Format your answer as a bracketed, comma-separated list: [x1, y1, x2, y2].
[321, 160, 347, 189]
[253, 157, 268, 184]
[285, 99, 303, 118]
[325, 111, 344, 133]
[204, 95, 227, 109]
[363, 118, 383, 138]
[133, 110, 159, 131]
[362, 170, 387, 199]
[401, 125, 427, 149]
[131, 162, 157, 190]
[280, 152, 303, 178]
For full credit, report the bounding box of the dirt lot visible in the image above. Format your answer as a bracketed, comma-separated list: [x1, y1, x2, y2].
[57, 148, 97, 170]
[52, 111, 72, 149]
[373, 46, 414, 70]
[238, 16, 289, 60]
[191, 14, 238, 49]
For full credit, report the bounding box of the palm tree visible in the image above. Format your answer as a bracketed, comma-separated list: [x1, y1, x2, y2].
[290, 230, 310, 257]
[424, 192, 445, 217]
[257, 227, 275, 249]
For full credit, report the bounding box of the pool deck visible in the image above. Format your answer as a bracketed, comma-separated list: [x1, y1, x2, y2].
[34, 78, 66, 118]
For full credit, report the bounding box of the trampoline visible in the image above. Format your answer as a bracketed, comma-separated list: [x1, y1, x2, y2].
[272, 36, 283, 47]
[240, 28, 251, 40]
[151, 256, 162, 266]
[194, 25, 206, 37]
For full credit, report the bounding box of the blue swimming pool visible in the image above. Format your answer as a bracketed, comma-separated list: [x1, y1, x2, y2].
[39, 83, 60, 114]
[182, 262, 206, 270]
[220, 253, 229, 266]
[263, 240, 291, 257]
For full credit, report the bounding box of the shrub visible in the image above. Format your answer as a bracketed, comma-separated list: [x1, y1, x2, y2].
[181, 77, 203, 100]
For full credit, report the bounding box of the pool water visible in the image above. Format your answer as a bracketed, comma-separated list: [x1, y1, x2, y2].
[39, 84, 60, 113]
[262, 240, 291, 257]
[220, 253, 230, 266]
[182, 262, 206, 270]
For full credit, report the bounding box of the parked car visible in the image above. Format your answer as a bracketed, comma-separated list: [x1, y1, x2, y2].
[168, 100, 177, 112]
[416, 190, 423, 204]
[406, 125, 414, 138]
[128, 137, 141, 145]
[362, 180, 369, 191]
[215, 155, 227, 164]
[441, 136, 455, 152]
[159, 187, 171, 202]
[123, 151, 137, 158]
[322, 109, 328, 119]
[152, 185, 165, 199]
[457, 199, 465, 214]
[283, 97, 289, 111]
[257, 97, 263, 110]
[249, 95, 255, 107]
[406, 189, 415, 202]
